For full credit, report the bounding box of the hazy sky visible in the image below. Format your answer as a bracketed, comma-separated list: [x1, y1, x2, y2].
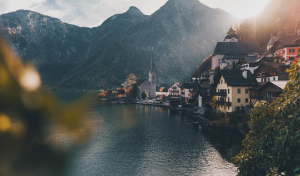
[0, 0, 270, 27]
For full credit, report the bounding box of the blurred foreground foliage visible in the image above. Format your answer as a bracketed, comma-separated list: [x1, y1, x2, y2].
[233, 63, 300, 176]
[0, 38, 90, 175]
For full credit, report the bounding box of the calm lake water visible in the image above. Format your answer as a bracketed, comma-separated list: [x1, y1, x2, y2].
[55, 93, 241, 176]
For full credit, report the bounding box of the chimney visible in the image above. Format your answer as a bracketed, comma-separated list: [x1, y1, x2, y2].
[243, 69, 247, 79]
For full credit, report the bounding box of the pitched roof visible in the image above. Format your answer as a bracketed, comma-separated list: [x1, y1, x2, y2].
[182, 83, 197, 89]
[277, 35, 300, 46]
[243, 56, 261, 63]
[223, 55, 245, 60]
[270, 80, 288, 90]
[267, 35, 279, 46]
[254, 63, 289, 75]
[200, 84, 211, 89]
[220, 70, 258, 86]
[136, 79, 148, 86]
[213, 42, 262, 56]
[197, 107, 207, 115]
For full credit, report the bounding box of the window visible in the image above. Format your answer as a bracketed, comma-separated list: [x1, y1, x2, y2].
[268, 78, 270, 82]
[281, 58, 284, 62]
[228, 106, 229, 110]
[298, 48, 300, 52]
[228, 97, 230, 102]
[289, 49, 295, 53]
[228, 89, 230, 94]
[245, 89, 248, 94]
[245, 98, 249, 103]
[289, 57, 295, 61]
[237, 89, 241, 94]
[282, 50, 285, 54]
[221, 80, 223, 84]
[273, 77, 276, 81]
[238, 98, 241, 103]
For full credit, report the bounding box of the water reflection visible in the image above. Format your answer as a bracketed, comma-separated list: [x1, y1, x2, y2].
[56, 93, 241, 176]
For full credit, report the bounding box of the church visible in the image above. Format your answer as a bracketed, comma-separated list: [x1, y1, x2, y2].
[136, 53, 156, 99]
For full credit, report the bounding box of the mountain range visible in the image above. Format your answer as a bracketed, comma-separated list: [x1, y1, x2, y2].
[0, 0, 237, 89]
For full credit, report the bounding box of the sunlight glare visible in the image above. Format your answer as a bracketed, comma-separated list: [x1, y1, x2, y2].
[230, 0, 270, 18]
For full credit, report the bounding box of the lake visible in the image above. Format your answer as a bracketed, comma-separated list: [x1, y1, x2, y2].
[54, 93, 241, 176]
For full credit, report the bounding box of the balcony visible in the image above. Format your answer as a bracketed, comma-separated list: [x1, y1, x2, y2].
[216, 92, 227, 97]
[225, 102, 232, 106]
[216, 100, 225, 105]
[257, 73, 269, 78]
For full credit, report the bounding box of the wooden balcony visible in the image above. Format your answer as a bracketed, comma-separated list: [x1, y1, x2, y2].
[216, 100, 225, 105]
[257, 73, 269, 78]
[216, 101, 232, 106]
[216, 92, 227, 97]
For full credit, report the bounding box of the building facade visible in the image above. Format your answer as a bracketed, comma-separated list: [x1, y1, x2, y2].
[216, 70, 258, 113]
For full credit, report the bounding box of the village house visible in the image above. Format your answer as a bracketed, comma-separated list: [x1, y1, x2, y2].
[182, 82, 197, 103]
[240, 55, 274, 74]
[156, 84, 169, 99]
[268, 33, 300, 64]
[216, 70, 258, 113]
[168, 83, 182, 97]
[108, 86, 126, 98]
[189, 83, 210, 107]
[253, 63, 289, 85]
[249, 80, 288, 106]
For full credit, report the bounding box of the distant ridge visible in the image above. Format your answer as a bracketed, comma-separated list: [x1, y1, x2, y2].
[0, 0, 237, 89]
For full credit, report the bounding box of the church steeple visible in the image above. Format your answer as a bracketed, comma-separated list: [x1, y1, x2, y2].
[148, 47, 156, 98]
[224, 26, 239, 42]
[150, 47, 155, 73]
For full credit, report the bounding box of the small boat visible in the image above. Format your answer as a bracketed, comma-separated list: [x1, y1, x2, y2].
[100, 98, 109, 101]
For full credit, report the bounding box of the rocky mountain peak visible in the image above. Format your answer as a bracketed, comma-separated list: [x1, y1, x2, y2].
[125, 6, 144, 16]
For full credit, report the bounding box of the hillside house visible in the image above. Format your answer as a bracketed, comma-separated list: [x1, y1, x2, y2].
[268, 34, 300, 64]
[240, 55, 274, 74]
[249, 80, 288, 106]
[216, 70, 258, 113]
[253, 63, 289, 85]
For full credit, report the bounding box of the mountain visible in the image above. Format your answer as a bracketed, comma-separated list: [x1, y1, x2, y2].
[0, 0, 237, 89]
[0, 10, 95, 63]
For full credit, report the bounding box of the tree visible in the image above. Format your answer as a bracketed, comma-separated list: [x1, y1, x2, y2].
[129, 83, 139, 98]
[0, 38, 88, 175]
[209, 96, 217, 111]
[126, 73, 138, 87]
[141, 91, 148, 100]
[233, 63, 300, 175]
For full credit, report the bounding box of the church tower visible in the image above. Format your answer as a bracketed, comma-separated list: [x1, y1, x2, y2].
[148, 49, 156, 98]
[224, 27, 239, 42]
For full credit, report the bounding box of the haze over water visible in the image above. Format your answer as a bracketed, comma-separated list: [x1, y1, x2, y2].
[57, 93, 241, 176]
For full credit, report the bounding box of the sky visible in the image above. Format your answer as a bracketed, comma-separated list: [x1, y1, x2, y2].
[0, 0, 270, 27]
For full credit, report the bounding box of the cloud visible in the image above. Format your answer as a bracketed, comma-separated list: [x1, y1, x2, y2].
[0, 0, 270, 27]
[1, 0, 169, 27]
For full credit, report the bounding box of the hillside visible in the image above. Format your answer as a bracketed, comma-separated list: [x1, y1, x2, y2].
[238, 0, 300, 50]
